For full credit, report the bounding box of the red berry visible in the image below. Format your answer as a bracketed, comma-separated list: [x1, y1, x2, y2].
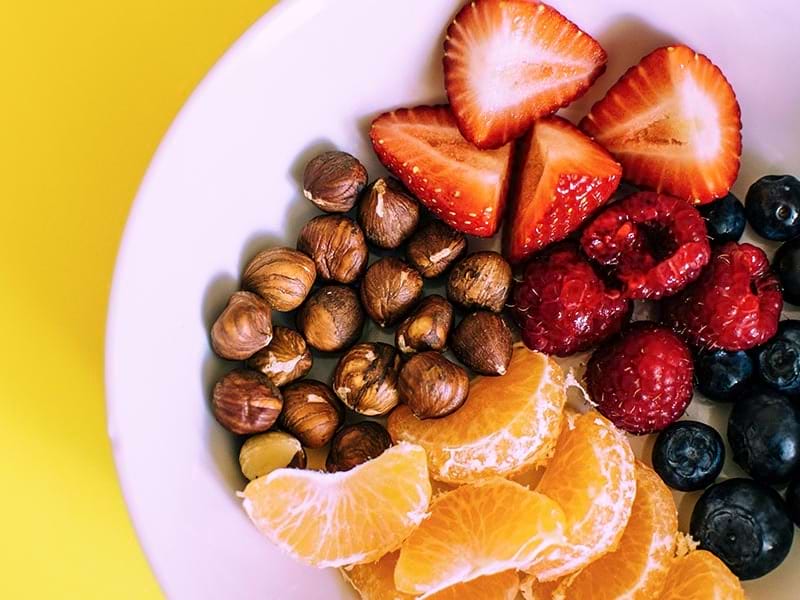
[581, 192, 711, 299]
[586, 322, 694, 434]
[510, 244, 631, 356]
[664, 242, 783, 350]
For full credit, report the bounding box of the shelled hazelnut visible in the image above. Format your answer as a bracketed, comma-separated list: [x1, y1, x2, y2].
[280, 380, 343, 448]
[358, 177, 420, 249]
[242, 247, 316, 311]
[302, 150, 368, 213]
[326, 421, 393, 473]
[451, 312, 513, 376]
[296, 285, 365, 352]
[211, 369, 283, 435]
[210, 291, 273, 360]
[246, 326, 312, 387]
[296, 215, 368, 284]
[360, 257, 424, 327]
[398, 352, 469, 419]
[395, 295, 453, 355]
[239, 431, 306, 480]
[406, 220, 467, 278]
[333, 342, 401, 416]
[447, 251, 512, 313]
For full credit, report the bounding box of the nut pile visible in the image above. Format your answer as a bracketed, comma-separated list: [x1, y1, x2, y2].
[208, 150, 515, 479]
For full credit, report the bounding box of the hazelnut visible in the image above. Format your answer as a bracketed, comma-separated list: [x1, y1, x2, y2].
[210, 291, 273, 360]
[398, 352, 469, 419]
[395, 295, 453, 355]
[326, 421, 393, 473]
[302, 150, 368, 213]
[296, 285, 365, 352]
[360, 257, 424, 327]
[239, 431, 306, 480]
[451, 312, 513, 376]
[211, 369, 283, 434]
[333, 342, 401, 416]
[242, 247, 316, 311]
[406, 220, 467, 278]
[297, 215, 368, 284]
[246, 326, 312, 387]
[280, 380, 343, 448]
[357, 177, 420, 249]
[447, 251, 512, 313]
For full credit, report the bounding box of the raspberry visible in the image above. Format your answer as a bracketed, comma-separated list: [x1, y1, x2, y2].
[510, 243, 631, 356]
[664, 242, 783, 350]
[580, 192, 711, 299]
[586, 322, 694, 434]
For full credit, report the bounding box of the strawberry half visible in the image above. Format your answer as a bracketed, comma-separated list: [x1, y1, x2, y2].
[369, 105, 513, 237]
[580, 45, 742, 204]
[503, 116, 621, 263]
[443, 0, 607, 149]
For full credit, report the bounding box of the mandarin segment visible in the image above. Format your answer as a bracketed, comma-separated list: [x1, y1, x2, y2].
[532, 411, 636, 581]
[388, 347, 566, 483]
[658, 550, 745, 600]
[394, 478, 567, 597]
[341, 551, 519, 600]
[241, 443, 431, 567]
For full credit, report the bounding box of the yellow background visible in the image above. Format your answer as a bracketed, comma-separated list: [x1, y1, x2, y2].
[0, 1, 276, 597]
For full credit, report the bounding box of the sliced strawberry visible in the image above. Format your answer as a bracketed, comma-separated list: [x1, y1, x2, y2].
[503, 116, 621, 263]
[443, 0, 607, 149]
[580, 45, 742, 204]
[369, 105, 513, 237]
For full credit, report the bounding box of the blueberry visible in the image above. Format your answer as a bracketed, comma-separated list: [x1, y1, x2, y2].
[698, 193, 746, 243]
[690, 478, 794, 580]
[745, 174, 800, 241]
[694, 349, 753, 402]
[727, 389, 800, 485]
[773, 237, 800, 305]
[652, 421, 724, 491]
[788, 476, 800, 527]
[754, 320, 800, 395]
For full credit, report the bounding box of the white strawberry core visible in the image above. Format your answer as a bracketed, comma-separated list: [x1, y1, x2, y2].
[680, 74, 721, 161]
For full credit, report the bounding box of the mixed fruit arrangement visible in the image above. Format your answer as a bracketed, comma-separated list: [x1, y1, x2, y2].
[206, 0, 800, 597]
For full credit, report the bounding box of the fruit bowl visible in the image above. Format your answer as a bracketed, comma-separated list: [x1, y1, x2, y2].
[105, 0, 800, 597]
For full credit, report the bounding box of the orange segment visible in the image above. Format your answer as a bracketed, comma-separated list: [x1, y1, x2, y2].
[542, 461, 678, 599]
[532, 411, 636, 581]
[394, 478, 566, 597]
[658, 550, 745, 600]
[241, 443, 431, 567]
[342, 551, 519, 600]
[388, 347, 566, 483]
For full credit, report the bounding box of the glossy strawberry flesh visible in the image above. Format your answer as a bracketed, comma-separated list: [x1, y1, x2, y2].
[581, 192, 710, 299]
[665, 242, 783, 351]
[511, 243, 630, 356]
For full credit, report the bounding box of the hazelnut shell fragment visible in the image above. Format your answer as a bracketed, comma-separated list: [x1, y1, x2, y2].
[246, 326, 312, 387]
[358, 177, 420, 249]
[406, 220, 467, 278]
[302, 150, 368, 213]
[395, 295, 454, 355]
[280, 380, 343, 448]
[326, 421, 393, 473]
[239, 431, 306, 480]
[242, 247, 316, 311]
[297, 215, 368, 284]
[212, 369, 283, 434]
[451, 312, 513, 376]
[447, 251, 512, 312]
[297, 285, 365, 352]
[333, 342, 401, 416]
[360, 257, 424, 327]
[398, 352, 469, 419]
[210, 291, 273, 360]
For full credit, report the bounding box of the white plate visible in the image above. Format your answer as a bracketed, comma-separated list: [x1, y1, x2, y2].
[106, 0, 800, 597]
